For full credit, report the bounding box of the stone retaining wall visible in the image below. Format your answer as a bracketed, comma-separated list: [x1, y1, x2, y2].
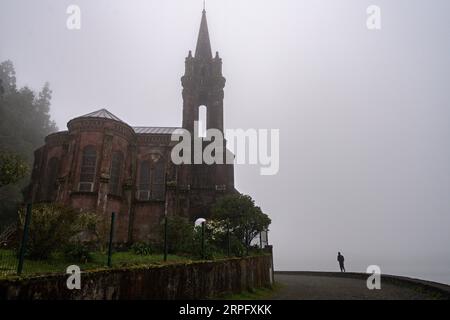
[0, 255, 273, 300]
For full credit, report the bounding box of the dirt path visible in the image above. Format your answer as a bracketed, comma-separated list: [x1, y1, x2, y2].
[272, 272, 445, 300]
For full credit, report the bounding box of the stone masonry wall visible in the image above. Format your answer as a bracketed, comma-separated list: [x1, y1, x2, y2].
[0, 255, 273, 300]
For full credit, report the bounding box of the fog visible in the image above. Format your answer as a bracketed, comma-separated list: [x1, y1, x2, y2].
[1, 0, 449, 284]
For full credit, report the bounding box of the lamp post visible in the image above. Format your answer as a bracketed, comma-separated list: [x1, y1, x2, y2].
[163, 214, 168, 262]
[194, 218, 206, 260]
[201, 221, 205, 259]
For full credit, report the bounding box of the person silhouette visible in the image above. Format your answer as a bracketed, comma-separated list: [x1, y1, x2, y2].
[337, 252, 345, 272]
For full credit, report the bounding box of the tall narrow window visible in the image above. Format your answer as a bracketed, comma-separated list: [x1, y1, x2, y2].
[109, 151, 123, 196]
[79, 145, 96, 192]
[198, 105, 207, 138]
[151, 160, 166, 200]
[138, 160, 151, 200]
[46, 157, 59, 201]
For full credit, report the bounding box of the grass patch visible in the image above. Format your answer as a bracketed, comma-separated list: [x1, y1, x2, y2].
[105, 251, 191, 267]
[1, 248, 268, 279]
[0, 249, 191, 278]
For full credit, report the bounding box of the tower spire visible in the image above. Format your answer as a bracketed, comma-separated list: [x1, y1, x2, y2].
[195, 8, 212, 59]
[182, 7, 226, 135]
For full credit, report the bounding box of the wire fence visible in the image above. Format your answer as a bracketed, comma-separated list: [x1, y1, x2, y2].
[0, 204, 270, 278]
[0, 248, 17, 276]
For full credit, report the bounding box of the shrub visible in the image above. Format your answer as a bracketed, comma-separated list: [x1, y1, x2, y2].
[161, 216, 195, 255]
[131, 242, 156, 255]
[18, 204, 97, 259]
[62, 242, 92, 263]
[211, 193, 271, 250]
[0, 150, 28, 188]
[190, 225, 220, 260]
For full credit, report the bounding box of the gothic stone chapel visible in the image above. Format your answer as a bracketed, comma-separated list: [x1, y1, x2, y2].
[26, 10, 236, 243]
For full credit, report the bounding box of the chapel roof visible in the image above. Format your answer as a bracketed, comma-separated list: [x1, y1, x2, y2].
[75, 109, 182, 135]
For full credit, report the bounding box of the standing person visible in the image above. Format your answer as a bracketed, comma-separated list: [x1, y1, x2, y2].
[337, 252, 345, 272]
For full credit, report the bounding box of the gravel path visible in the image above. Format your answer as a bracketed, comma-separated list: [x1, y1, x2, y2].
[272, 273, 442, 300]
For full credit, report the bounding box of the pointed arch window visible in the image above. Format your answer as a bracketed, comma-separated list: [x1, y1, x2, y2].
[79, 145, 97, 192]
[137, 157, 166, 201]
[138, 160, 151, 200]
[151, 160, 166, 201]
[109, 151, 123, 196]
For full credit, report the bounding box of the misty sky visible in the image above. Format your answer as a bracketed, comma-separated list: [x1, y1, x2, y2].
[1, 0, 449, 283]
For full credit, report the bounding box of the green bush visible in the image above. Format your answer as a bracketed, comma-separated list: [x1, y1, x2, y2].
[161, 216, 195, 255]
[18, 204, 98, 260]
[211, 193, 271, 250]
[190, 226, 220, 260]
[131, 242, 157, 255]
[62, 242, 92, 263]
[195, 220, 246, 257]
[0, 150, 29, 188]
[228, 234, 246, 257]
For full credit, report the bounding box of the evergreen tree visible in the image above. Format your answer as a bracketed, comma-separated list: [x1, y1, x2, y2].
[211, 193, 271, 249]
[0, 60, 57, 229]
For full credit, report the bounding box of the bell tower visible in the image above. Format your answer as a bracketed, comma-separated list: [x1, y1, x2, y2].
[177, 8, 234, 203]
[181, 9, 226, 135]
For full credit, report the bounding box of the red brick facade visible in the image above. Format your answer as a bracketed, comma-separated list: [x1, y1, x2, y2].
[26, 10, 235, 243]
